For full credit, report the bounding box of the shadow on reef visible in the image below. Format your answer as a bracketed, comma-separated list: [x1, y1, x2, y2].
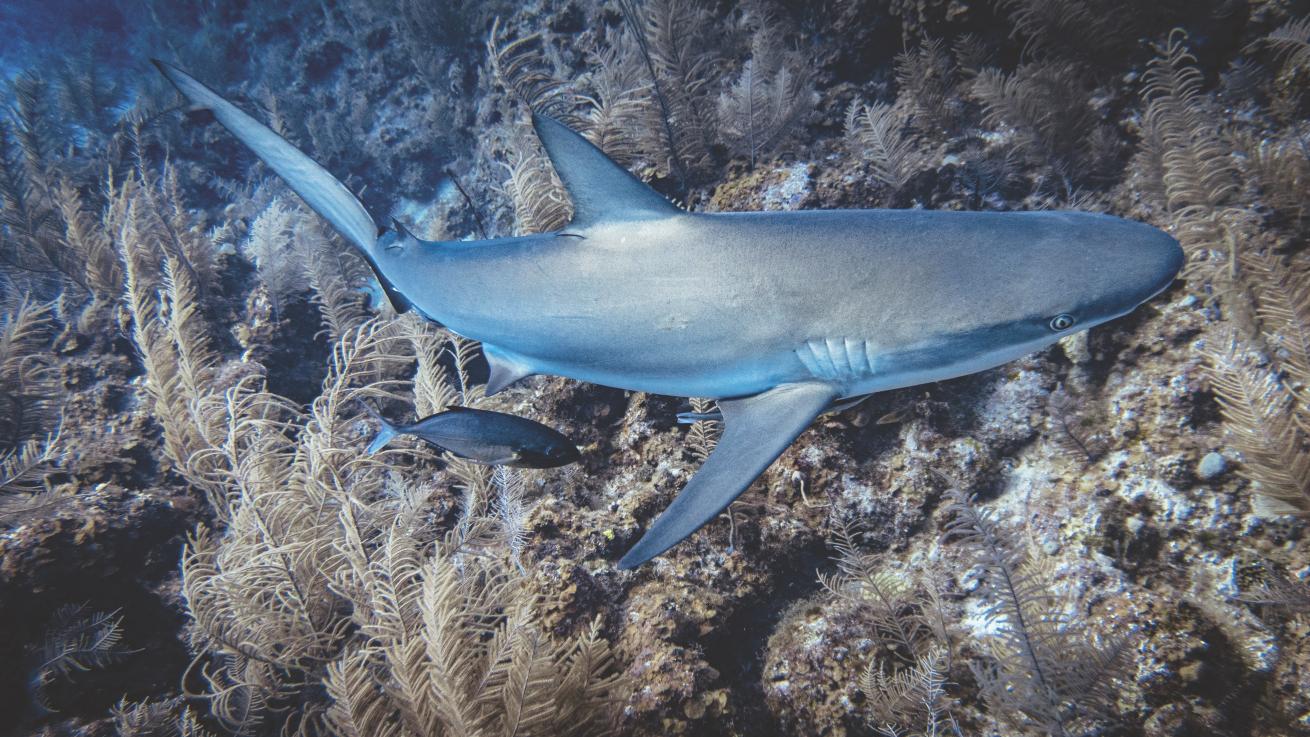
[0, 489, 194, 736]
[699, 541, 830, 737]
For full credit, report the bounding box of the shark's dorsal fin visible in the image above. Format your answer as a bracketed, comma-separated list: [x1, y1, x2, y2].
[618, 381, 838, 569]
[532, 113, 679, 228]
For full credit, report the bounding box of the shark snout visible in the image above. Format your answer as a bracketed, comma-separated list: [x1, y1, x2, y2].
[1129, 223, 1185, 304]
[1050, 215, 1184, 328]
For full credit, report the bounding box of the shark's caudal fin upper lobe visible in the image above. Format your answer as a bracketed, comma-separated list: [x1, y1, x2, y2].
[152, 60, 378, 254]
[531, 113, 679, 227]
[151, 60, 416, 314]
[618, 382, 838, 569]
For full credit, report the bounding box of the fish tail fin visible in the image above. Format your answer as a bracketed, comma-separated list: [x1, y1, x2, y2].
[361, 402, 400, 454]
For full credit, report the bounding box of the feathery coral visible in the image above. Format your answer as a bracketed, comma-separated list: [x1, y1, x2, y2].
[845, 101, 927, 195]
[943, 491, 1133, 735]
[717, 18, 816, 169]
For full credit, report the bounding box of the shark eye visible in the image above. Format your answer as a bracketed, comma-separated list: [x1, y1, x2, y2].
[1049, 314, 1076, 331]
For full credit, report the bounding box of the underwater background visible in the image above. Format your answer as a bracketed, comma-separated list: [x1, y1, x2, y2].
[2, 0, 1310, 734]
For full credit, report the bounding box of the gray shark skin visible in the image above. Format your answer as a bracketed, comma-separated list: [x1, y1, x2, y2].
[363, 404, 580, 468]
[154, 60, 1184, 569]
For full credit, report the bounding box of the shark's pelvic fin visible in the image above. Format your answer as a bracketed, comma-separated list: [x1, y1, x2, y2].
[483, 345, 537, 396]
[675, 394, 870, 424]
[531, 113, 679, 228]
[618, 382, 838, 569]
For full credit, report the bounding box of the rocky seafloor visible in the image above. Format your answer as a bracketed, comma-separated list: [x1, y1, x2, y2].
[2, 0, 1309, 735]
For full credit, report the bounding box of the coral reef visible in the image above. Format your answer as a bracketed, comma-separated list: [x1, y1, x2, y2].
[2, 1, 1310, 736]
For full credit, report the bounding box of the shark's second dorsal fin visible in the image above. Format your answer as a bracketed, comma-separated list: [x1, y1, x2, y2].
[532, 113, 679, 228]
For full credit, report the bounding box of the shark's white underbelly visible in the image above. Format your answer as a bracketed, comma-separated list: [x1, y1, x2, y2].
[484, 327, 1065, 401]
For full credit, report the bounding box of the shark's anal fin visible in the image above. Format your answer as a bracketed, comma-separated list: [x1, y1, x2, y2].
[618, 382, 839, 569]
[531, 113, 680, 228]
[483, 345, 537, 396]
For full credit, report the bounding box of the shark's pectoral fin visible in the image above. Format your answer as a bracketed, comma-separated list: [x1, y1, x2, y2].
[483, 345, 536, 396]
[618, 382, 839, 569]
[531, 113, 680, 228]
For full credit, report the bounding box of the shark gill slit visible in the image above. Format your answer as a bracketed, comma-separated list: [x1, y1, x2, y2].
[797, 338, 878, 382]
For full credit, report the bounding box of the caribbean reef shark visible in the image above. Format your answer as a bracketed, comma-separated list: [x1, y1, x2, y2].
[154, 60, 1184, 569]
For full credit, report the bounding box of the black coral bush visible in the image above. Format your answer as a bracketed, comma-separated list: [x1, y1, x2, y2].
[716, 16, 817, 169]
[942, 491, 1134, 736]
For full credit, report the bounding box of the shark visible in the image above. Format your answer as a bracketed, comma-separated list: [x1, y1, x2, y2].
[154, 60, 1184, 569]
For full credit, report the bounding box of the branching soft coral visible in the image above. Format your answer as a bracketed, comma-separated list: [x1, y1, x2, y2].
[1206, 336, 1310, 516]
[0, 297, 63, 520]
[171, 316, 627, 736]
[578, 26, 651, 166]
[487, 18, 574, 119]
[619, 0, 723, 188]
[971, 61, 1106, 183]
[844, 100, 929, 196]
[30, 604, 134, 713]
[500, 136, 572, 235]
[821, 520, 956, 734]
[1138, 31, 1310, 517]
[1139, 30, 1247, 285]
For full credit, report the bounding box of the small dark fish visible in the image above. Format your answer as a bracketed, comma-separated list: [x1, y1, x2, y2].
[363, 404, 580, 468]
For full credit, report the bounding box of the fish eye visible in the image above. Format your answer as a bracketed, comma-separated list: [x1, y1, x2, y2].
[1049, 313, 1076, 331]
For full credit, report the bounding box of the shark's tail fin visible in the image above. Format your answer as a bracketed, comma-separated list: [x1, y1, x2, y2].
[361, 402, 401, 455]
[152, 60, 415, 314]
